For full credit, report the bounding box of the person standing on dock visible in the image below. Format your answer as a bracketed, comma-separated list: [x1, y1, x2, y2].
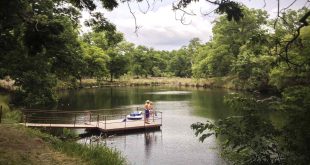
[144, 100, 150, 124]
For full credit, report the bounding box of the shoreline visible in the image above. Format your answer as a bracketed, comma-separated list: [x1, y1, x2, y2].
[55, 76, 238, 91]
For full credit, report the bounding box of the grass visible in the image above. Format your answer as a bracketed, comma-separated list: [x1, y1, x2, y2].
[0, 124, 126, 165]
[120, 76, 238, 89]
[31, 128, 126, 165]
[52, 141, 126, 165]
[0, 124, 85, 165]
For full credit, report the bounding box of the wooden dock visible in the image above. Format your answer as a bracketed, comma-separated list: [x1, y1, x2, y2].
[21, 109, 162, 133]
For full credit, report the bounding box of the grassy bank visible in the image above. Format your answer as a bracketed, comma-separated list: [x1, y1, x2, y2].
[120, 76, 237, 89]
[0, 124, 84, 165]
[0, 124, 126, 165]
[56, 76, 238, 90]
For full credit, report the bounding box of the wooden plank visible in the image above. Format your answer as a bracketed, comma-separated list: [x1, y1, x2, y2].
[22, 123, 97, 128]
[95, 119, 162, 132]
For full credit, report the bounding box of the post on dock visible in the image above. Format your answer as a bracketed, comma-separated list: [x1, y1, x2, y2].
[104, 115, 106, 130]
[161, 112, 162, 125]
[97, 114, 99, 127]
[89, 112, 92, 124]
[124, 114, 126, 128]
[25, 113, 28, 126]
[74, 114, 77, 127]
[0, 105, 2, 123]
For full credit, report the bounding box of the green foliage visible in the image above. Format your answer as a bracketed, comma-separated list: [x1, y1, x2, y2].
[82, 31, 123, 51]
[232, 54, 275, 91]
[192, 93, 282, 164]
[191, 10, 310, 161]
[216, 1, 244, 22]
[62, 128, 78, 140]
[0, 0, 119, 106]
[54, 141, 126, 165]
[81, 42, 109, 79]
[3, 110, 22, 123]
[12, 72, 58, 107]
[130, 46, 152, 77]
[192, 8, 269, 79]
[107, 49, 130, 81]
[169, 49, 192, 77]
[176, 0, 244, 22]
[278, 86, 310, 164]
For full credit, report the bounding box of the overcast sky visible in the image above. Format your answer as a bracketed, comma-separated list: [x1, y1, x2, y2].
[83, 0, 309, 51]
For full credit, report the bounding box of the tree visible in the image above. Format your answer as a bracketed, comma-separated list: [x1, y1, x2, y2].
[0, 0, 120, 106]
[82, 31, 123, 51]
[149, 50, 169, 77]
[80, 42, 109, 79]
[0, 0, 85, 106]
[168, 48, 192, 77]
[107, 49, 129, 81]
[191, 7, 310, 164]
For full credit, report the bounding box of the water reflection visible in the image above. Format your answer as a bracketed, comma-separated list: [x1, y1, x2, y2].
[79, 130, 163, 160]
[57, 87, 194, 110]
[144, 131, 162, 159]
[145, 91, 192, 95]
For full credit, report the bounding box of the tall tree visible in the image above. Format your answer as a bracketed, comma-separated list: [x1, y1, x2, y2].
[0, 0, 119, 106]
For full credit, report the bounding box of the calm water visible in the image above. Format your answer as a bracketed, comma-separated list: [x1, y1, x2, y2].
[57, 87, 234, 165]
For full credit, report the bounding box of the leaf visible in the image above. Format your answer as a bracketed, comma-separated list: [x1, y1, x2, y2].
[199, 133, 214, 142]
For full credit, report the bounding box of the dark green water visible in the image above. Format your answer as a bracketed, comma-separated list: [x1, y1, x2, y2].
[58, 86, 234, 165]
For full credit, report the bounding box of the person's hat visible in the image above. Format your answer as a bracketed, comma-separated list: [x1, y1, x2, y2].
[145, 100, 150, 103]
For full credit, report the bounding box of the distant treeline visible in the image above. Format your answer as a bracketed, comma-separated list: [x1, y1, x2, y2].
[0, 1, 309, 108]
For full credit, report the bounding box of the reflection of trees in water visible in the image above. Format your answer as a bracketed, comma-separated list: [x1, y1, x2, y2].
[57, 87, 193, 110]
[190, 90, 233, 120]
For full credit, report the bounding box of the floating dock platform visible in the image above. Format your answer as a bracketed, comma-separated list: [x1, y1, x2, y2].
[21, 109, 162, 134]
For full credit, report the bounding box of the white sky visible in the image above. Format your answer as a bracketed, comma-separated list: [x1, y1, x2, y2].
[82, 0, 309, 50]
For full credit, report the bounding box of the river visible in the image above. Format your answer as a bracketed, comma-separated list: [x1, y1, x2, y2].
[57, 86, 235, 165]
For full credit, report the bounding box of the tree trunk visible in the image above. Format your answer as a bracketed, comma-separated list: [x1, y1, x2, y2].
[110, 73, 113, 82]
[79, 77, 82, 88]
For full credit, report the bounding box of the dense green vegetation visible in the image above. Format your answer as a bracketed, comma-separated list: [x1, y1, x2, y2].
[189, 6, 310, 165]
[1, 0, 310, 164]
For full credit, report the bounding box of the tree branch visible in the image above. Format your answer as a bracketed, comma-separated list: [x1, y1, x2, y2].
[282, 11, 310, 67]
[126, 1, 141, 36]
[138, 0, 150, 14]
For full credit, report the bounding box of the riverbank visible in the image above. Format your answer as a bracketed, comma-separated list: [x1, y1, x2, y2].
[1, 76, 240, 91]
[56, 76, 238, 90]
[0, 124, 84, 164]
[0, 124, 126, 165]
